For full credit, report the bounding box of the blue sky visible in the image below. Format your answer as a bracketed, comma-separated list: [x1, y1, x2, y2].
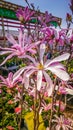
[5, 0, 72, 28]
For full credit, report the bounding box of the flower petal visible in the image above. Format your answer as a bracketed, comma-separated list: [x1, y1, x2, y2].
[8, 72, 13, 82]
[13, 66, 35, 82]
[48, 67, 70, 81]
[40, 44, 46, 65]
[20, 55, 37, 65]
[0, 53, 16, 66]
[56, 125, 61, 130]
[45, 53, 70, 67]
[0, 51, 13, 55]
[43, 71, 53, 96]
[66, 88, 73, 95]
[24, 69, 35, 89]
[6, 33, 17, 45]
[62, 125, 66, 130]
[37, 70, 42, 90]
[45, 62, 65, 70]
[13, 67, 25, 82]
[0, 75, 6, 83]
[18, 29, 23, 47]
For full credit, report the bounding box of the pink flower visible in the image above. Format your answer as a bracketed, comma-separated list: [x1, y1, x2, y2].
[56, 29, 68, 46]
[8, 100, 13, 104]
[55, 101, 66, 112]
[13, 44, 70, 96]
[58, 86, 67, 94]
[6, 126, 14, 130]
[52, 115, 73, 130]
[42, 103, 52, 111]
[0, 72, 21, 88]
[41, 27, 56, 44]
[0, 29, 40, 66]
[16, 6, 34, 23]
[14, 107, 21, 114]
[38, 11, 58, 27]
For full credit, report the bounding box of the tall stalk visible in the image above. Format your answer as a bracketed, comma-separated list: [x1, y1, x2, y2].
[18, 85, 24, 130]
[49, 78, 57, 130]
[33, 83, 40, 130]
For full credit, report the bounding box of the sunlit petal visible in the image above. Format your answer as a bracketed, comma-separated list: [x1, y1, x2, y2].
[40, 43, 46, 65]
[48, 67, 70, 81]
[45, 53, 70, 67]
[37, 70, 42, 90]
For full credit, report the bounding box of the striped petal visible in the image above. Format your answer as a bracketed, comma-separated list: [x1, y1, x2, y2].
[48, 66, 70, 81]
[13, 65, 35, 82]
[45, 53, 70, 67]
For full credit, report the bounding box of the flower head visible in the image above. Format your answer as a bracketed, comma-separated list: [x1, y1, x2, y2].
[16, 6, 34, 23]
[52, 115, 73, 130]
[6, 126, 14, 130]
[0, 72, 21, 88]
[13, 44, 70, 96]
[0, 29, 40, 66]
[14, 107, 21, 114]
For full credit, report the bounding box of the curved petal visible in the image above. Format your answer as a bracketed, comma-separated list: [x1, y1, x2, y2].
[13, 65, 35, 82]
[45, 63, 65, 70]
[0, 53, 16, 66]
[43, 71, 53, 96]
[37, 70, 43, 90]
[48, 66, 70, 81]
[24, 69, 36, 89]
[0, 51, 13, 55]
[0, 75, 6, 83]
[20, 55, 37, 65]
[8, 72, 13, 82]
[6, 33, 17, 45]
[13, 67, 25, 82]
[0, 46, 15, 51]
[45, 53, 70, 67]
[27, 48, 36, 54]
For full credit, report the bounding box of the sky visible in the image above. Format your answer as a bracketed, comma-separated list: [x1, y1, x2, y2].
[5, 0, 72, 28]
